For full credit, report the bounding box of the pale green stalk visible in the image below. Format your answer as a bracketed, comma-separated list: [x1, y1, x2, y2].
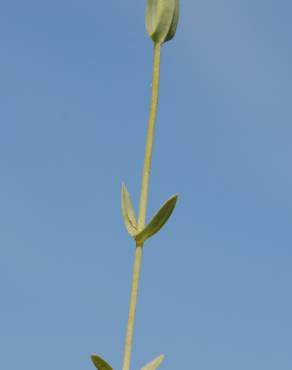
[122, 42, 161, 370]
[91, 3, 179, 370]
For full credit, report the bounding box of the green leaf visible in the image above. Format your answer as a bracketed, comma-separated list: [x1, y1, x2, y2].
[91, 354, 114, 370]
[135, 194, 178, 244]
[145, 0, 179, 44]
[141, 354, 165, 370]
[121, 182, 137, 236]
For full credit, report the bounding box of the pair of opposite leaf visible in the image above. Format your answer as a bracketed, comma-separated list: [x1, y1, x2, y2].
[121, 183, 178, 245]
[91, 354, 165, 370]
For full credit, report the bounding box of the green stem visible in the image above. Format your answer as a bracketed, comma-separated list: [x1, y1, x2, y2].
[122, 243, 143, 370]
[137, 42, 161, 231]
[122, 42, 161, 370]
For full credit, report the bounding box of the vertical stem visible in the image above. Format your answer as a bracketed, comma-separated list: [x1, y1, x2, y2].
[138, 42, 161, 230]
[122, 243, 143, 370]
[122, 42, 161, 370]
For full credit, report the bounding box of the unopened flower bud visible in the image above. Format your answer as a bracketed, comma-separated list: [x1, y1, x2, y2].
[145, 0, 179, 44]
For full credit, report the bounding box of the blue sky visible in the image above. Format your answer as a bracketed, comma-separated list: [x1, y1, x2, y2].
[0, 1, 291, 369]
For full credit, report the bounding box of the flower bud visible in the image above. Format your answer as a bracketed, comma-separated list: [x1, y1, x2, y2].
[145, 0, 179, 44]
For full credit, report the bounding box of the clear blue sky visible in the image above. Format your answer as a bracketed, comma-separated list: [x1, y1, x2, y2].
[0, 1, 291, 369]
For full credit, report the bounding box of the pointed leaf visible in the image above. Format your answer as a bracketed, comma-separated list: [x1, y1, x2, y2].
[135, 194, 178, 244]
[121, 182, 137, 236]
[141, 354, 165, 370]
[91, 354, 114, 370]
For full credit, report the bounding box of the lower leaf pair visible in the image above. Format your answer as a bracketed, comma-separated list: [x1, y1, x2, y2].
[91, 353, 164, 370]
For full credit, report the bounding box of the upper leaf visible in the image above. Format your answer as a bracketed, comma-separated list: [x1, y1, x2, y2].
[141, 354, 165, 370]
[121, 182, 138, 236]
[135, 194, 178, 244]
[91, 354, 114, 370]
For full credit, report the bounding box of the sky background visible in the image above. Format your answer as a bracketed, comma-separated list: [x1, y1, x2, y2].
[0, 1, 291, 369]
